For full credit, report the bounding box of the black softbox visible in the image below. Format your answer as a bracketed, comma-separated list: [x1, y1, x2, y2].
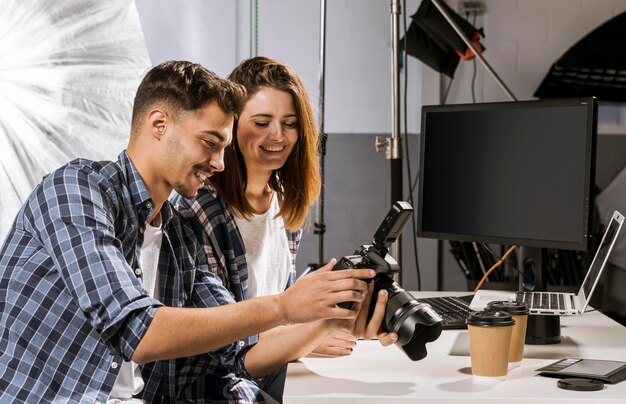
[534, 12, 626, 102]
[401, 0, 484, 78]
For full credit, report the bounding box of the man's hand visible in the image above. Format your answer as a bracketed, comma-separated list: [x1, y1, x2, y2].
[277, 259, 374, 324]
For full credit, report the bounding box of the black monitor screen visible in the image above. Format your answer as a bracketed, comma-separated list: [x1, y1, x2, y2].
[417, 97, 597, 251]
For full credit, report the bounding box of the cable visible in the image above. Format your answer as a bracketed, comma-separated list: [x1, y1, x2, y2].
[473, 245, 517, 292]
[401, 0, 421, 291]
[471, 59, 477, 102]
[441, 77, 454, 105]
[406, 159, 420, 200]
[470, 11, 478, 103]
[480, 242, 524, 278]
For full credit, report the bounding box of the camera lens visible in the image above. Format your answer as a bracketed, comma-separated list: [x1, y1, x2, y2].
[371, 273, 443, 361]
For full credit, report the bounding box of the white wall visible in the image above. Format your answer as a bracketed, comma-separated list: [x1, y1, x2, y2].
[135, 0, 423, 135]
[135, 0, 239, 77]
[135, 0, 626, 136]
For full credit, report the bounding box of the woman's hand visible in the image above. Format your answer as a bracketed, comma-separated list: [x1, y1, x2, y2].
[353, 283, 398, 346]
[307, 331, 357, 357]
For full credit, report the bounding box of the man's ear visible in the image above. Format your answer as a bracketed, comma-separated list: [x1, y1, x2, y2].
[148, 109, 168, 140]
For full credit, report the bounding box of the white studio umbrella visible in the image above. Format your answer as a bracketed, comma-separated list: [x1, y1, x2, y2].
[0, 0, 151, 242]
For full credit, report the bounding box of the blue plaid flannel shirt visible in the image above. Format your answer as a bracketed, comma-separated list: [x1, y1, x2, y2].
[176, 187, 301, 403]
[0, 152, 250, 403]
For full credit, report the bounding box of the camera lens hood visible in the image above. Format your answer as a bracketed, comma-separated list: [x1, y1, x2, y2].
[387, 300, 443, 361]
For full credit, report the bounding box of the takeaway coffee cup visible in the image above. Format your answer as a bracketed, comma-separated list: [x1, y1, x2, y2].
[466, 310, 515, 379]
[487, 300, 529, 368]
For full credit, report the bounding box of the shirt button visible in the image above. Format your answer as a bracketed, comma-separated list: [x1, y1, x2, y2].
[145, 201, 153, 209]
[238, 340, 245, 347]
[111, 362, 118, 369]
[134, 268, 142, 276]
[139, 226, 145, 234]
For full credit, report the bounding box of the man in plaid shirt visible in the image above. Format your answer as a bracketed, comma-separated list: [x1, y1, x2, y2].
[0, 61, 376, 403]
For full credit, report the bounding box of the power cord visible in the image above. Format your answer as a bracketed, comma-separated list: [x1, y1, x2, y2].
[402, 0, 421, 291]
[473, 245, 517, 292]
[470, 11, 478, 103]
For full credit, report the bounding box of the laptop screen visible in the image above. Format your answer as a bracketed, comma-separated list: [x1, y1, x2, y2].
[579, 211, 624, 307]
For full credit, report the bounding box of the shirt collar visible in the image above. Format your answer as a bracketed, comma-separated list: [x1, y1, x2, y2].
[117, 151, 174, 228]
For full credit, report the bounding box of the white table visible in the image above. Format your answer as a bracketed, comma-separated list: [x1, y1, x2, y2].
[284, 292, 626, 403]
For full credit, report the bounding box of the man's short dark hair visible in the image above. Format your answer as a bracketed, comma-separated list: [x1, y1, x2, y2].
[131, 61, 246, 132]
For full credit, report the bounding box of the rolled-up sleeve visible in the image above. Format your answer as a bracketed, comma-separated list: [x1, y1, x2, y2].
[24, 165, 162, 360]
[187, 241, 257, 378]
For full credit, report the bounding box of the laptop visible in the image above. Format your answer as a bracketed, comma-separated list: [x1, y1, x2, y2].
[416, 294, 473, 329]
[470, 210, 625, 316]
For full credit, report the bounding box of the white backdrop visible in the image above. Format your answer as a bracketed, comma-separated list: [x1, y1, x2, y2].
[0, 0, 151, 242]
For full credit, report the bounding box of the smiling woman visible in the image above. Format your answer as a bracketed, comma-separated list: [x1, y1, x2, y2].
[214, 56, 321, 231]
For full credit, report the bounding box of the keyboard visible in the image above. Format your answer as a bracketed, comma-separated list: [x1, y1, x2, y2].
[516, 291, 566, 311]
[417, 295, 473, 329]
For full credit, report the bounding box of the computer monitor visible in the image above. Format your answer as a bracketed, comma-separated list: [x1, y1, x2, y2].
[416, 97, 598, 252]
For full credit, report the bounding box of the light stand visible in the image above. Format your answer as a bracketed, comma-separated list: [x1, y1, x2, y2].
[314, 0, 327, 266]
[376, 0, 404, 284]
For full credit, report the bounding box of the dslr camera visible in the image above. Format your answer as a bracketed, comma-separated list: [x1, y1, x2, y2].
[334, 201, 443, 361]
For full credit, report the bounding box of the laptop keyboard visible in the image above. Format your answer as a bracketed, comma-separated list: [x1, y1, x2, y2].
[516, 292, 566, 311]
[417, 295, 473, 329]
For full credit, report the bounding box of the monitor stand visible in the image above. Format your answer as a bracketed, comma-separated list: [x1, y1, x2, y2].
[526, 315, 561, 344]
[519, 247, 562, 345]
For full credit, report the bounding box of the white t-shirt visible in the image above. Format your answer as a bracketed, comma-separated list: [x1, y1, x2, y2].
[234, 193, 291, 298]
[108, 219, 162, 403]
